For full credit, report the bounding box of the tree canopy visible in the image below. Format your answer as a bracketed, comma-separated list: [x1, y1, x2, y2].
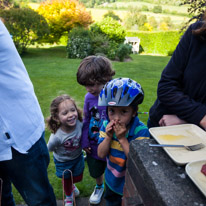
[181, 0, 206, 24]
[37, 0, 93, 43]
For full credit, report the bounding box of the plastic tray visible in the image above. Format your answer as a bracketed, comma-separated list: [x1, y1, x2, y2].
[186, 160, 206, 197]
[149, 124, 206, 165]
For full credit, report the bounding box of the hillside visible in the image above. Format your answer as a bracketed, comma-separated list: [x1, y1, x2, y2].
[88, 1, 189, 29]
[29, 0, 190, 30]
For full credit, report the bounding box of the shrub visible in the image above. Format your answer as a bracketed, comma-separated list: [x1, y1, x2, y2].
[153, 5, 162, 13]
[38, 0, 93, 43]
[141, 23, 153, 31]
[148, 16, 158, 30]
[90, 17, 126, 43]
[0, 7, 49, 54]
[103, 10, 121, 21]
[123, 8, 147, 30]
[67, 18, 132, 61]
[160, 17, 174, 29]
[106, 41, 119, 60]
[141, 5, 149, 11]
[66, 27, 92, 58]
[116, 43, 132, 62]
[90, 33, 111, 56]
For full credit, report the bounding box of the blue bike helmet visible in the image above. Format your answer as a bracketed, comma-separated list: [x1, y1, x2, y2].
[98, 78, 144, 107]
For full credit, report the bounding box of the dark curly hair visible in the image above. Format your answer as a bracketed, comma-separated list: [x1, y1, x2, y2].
[76, 55, 115, 86]
[46, 94, 82, 134]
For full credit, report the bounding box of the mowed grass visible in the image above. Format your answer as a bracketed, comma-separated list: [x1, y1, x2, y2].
[13, 46, 170, 204]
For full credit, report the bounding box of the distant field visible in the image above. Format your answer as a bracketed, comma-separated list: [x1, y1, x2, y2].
[100, 1, 189, 14]
[87, 8, 189, 26]
[29, 2, 189, 27]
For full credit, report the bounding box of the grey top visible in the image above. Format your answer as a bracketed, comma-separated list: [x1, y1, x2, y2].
[47, 120, 82, 162]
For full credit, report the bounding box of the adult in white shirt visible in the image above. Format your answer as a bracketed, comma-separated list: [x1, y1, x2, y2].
[0, 20, 56, 205]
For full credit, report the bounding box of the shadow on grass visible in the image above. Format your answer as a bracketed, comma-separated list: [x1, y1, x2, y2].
[21, 46, 67, 59]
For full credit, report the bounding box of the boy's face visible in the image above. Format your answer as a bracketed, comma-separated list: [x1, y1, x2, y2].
[108, 106, 136, 127]
[85, 83, 104, 96]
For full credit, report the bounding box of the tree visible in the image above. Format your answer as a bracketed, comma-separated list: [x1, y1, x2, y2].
[123, 7, 147, 30]
[103, 10, 121, 21]
[37, 0, 93, 43]
[0, 7, 49, 54]
[0, 0, 12, 9]
[90, 17, 126, 43]
[181, 0, 206, 27]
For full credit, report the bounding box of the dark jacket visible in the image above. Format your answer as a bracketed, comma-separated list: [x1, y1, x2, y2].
[149, 21, 206, 127]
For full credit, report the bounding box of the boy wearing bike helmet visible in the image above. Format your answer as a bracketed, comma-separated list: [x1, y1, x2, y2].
[98, 78, 150, 206]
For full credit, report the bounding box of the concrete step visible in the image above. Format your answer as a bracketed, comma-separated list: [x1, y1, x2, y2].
[17, 197, 106, 206]
[58, 196, 106, 206]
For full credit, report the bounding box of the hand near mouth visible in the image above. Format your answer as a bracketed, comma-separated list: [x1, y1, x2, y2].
[106, 120, 115, 139]
[113, 120, 127, 141]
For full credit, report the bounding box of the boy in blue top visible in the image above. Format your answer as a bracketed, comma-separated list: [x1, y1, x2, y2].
[98, 78, 150, 206]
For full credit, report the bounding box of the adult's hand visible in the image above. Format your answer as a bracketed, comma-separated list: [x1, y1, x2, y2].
[159, 114, 187, 126]
[200, 115, 206, 130]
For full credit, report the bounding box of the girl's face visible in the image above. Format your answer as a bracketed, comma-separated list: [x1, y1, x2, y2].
[57, 99, 78, 132]
[108, 106, 136, 127]
[85, 83, 104, 96]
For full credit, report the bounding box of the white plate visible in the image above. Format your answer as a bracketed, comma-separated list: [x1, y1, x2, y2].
[186, 160, 206, 197]
[149, 124, 206, 165]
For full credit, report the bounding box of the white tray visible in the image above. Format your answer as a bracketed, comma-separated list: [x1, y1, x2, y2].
[149, 124, 206, 165]
[186, 160, 206, 197]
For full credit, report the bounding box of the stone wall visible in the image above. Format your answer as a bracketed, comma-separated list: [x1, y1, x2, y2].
[122, 139, 206, 206]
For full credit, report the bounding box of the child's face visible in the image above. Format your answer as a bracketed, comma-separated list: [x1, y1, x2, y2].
[108, 106, 136, 127]
[57, 99, 78, 132]
[85, 83, 104, 96]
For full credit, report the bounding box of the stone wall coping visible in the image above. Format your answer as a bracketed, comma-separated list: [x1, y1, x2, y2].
[128, 139, 206, 205]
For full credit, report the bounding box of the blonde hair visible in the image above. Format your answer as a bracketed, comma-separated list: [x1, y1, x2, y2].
[46, 94, 82, 133]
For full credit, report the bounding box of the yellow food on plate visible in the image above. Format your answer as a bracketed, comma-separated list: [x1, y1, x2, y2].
[158, 134, 185, 141]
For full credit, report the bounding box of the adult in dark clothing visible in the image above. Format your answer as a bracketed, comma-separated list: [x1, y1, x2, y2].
[148, 15, 206, 130]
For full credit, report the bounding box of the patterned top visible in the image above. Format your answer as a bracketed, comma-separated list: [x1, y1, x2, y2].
[47, 120, 82, 162]
[98, 116, 150, 195]
[82, 92, 107, 160]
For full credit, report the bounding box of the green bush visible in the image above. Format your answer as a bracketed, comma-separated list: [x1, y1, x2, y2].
[103, 10, 121, 21]
[90, 33, 111, 56]
[126, 30, 182, 56]
[66, 27, 92, 58]
[67, 19, 132, 61]
[123, 8, 147, 30]
[153, 5, 162, 13]
[116, 43, 132, 62]
[90, 17, 126, 43]
[106, 41, 119, 60]
[0, 7, 49, 54]
[141, 5, 149, 11]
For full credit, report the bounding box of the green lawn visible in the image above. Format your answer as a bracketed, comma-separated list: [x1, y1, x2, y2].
[13, 46, 170, 204]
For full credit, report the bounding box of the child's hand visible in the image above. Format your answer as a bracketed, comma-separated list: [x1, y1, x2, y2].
[84, 147, 91, 154]
[106, 120, 115, 139]
[113, 120, 127, 141]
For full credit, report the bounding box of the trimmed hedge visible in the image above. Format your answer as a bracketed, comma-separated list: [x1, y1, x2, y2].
[126, 30, 183, 56]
